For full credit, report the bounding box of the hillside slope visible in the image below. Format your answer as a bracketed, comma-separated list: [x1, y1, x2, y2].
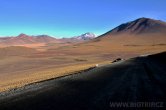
[100, 17, 166, 36]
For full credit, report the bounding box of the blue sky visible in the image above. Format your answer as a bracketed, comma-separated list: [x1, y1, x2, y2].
[0, 0, 166, 38]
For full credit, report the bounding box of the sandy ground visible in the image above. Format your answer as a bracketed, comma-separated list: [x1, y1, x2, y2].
[0, 52, 165, 110]
[0, 34, 165, 87]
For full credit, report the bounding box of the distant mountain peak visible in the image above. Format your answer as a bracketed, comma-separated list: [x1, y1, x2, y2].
[74, 32, 96, 40]
[36, 35, 50, 37]
[0, 34, 58, 45]
[17, 33, 30, 38]
[109, 17, 166, 35]
[60, 32, 96, 43]
[18, 33, 27, 36]
[136, 17, 153, 21]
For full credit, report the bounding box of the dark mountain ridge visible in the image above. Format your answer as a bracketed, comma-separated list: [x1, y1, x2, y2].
[100, 17, 166, 37]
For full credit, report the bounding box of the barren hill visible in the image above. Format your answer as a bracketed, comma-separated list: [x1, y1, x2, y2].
[0, 34, 58, 46]
[100, 17, 166, 37]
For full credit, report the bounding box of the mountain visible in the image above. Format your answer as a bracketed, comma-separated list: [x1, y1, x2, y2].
[34, 35, 58, 43]
[63, 18, 166, 58]
[0, 33, 96, 47]
[73, 32, 96, 40]
[0, 34, 58, 45]
[100, 17, 166, 37]
[60, 32, 96, 43]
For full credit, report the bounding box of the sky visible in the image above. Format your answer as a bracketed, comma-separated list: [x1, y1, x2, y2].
[0, 0, 166, 38]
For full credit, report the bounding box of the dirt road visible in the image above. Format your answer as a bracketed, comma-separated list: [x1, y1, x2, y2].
[0, 52, 166, 110]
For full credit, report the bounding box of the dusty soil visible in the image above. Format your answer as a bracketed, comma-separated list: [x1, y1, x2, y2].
[0, 52, 165, 110]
